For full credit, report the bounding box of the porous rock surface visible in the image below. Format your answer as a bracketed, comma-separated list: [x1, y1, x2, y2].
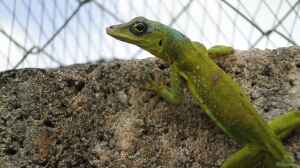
[0, 47, 300, 168]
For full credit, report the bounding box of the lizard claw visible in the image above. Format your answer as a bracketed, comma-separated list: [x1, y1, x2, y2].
[143, 66, 163, 92]
[145, 78, 162, 92]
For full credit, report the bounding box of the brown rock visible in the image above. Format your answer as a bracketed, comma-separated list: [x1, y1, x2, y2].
[0, 47, 299, 168]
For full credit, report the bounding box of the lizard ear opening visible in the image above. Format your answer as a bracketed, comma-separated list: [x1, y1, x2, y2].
[158, 39, 163, 46]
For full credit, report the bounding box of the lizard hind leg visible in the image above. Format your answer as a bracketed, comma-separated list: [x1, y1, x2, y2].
[221, 110, 300, 168]
[269, 110, 300, 139]
[263, 154, 300, 168]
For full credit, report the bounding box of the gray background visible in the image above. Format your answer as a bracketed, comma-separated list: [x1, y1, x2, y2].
[0, 0, 299, 71]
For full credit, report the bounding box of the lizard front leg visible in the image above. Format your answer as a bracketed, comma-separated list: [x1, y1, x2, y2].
[192, 42, 234, 59]
[207, 45, 234, 59]
[146, 64, 184, 105]
[222, 110, 300, 168]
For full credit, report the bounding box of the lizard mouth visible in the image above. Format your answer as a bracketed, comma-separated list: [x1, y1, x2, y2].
[106, 25, 137, 44]
[106, 25, 118, 37]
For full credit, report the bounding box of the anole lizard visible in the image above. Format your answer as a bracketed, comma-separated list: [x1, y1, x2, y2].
[107, 17, 300, 168]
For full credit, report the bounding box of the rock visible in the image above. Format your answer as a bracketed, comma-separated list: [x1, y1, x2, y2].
[0, 47, 300, 168]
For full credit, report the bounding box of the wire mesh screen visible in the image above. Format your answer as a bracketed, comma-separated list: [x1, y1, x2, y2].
[0, 0, 299, 71]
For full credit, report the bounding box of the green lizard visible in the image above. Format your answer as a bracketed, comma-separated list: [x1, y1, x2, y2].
[106, 16, 300, 168]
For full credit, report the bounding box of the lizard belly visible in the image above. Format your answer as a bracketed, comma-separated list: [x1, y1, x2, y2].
[183, 60, 293, 162]
[186, 71, 269, 145]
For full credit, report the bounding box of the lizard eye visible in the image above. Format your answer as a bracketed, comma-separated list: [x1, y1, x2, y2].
[130, 22, 147, 36]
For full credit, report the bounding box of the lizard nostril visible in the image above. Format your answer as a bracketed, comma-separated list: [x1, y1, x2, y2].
[109, 26, 114, 29]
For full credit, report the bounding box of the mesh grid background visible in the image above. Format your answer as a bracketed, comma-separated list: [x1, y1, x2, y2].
[0, 0, 299, 71]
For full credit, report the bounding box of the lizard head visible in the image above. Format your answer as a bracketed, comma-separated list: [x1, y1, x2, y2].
[106, 16, 190, 63]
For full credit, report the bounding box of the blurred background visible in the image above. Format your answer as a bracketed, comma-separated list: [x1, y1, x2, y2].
[0, 0, 299, 71]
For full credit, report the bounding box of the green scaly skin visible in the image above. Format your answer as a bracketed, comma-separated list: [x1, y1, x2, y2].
[106, 16, 300, 168]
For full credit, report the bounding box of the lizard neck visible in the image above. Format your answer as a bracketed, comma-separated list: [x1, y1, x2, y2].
[162, 34, 209, 73]
[161, 31, 194, 65]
